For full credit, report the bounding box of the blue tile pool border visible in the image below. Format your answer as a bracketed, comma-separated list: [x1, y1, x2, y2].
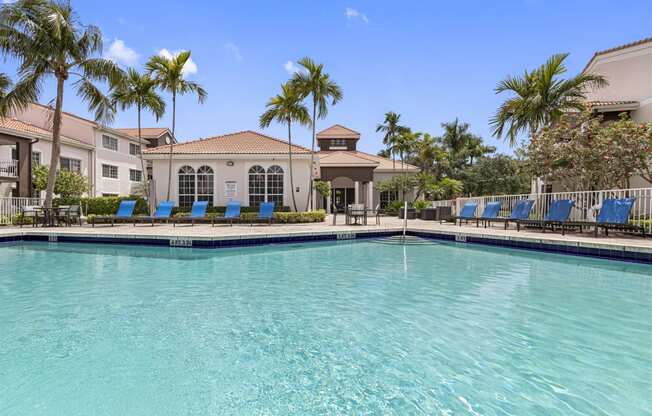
[1, 229, 650, 264]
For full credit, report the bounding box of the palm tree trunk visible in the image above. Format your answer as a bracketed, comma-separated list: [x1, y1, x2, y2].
[166, 89, 176, 200]
[287, 120, 298, 212]
[44, 75, 65, 209]
[137, 105, 149, 214]
[304, 100, 317, 211]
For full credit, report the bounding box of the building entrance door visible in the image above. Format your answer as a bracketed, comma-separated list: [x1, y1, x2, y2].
[331, 188, 354, 212]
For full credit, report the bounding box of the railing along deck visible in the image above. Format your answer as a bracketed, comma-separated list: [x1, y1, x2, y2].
[0, 197, 42, 225]
[0, 160, 18, 178]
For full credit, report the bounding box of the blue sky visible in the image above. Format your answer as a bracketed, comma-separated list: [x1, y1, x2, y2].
[5, 0, 652, 154]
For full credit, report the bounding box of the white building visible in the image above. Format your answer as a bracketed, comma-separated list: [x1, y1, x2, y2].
[0, 103, 173, 197]
[534, 37, 652, 193]
[143, 125, 418, 212]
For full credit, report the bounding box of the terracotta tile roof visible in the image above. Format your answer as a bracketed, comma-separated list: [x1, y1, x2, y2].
[116, 127, 171, 139]
[143, 130, 311, 155]
[316, 124, 360, 140]
[586, 100, 639, 111]
[0, 117, 52, 136]
[583, 36, 652, 73]
[318, 151, 380, 167]
[0, 117, 88, 146]
[317, 150, 419, 171]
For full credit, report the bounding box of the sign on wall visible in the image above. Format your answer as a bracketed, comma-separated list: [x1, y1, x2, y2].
[225, 181, 237, 198]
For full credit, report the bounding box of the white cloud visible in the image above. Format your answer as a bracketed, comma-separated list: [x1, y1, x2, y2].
[345, 7, 369, 23]
[224, 42, 243, 61]
[284, 60, 305, 75]
[103, 39, 140, 66]
[157, 48, 198, 76]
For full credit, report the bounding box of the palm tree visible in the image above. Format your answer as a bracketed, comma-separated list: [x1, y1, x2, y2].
[0, 0, 122, 208]
[111, 68, 166, 206]
[491, 53, 607, 146]
[259, 83, 311, 212]
[290, 57, 342, 211]
[146, 51, 206, 200]
[376, 111, 408, 170]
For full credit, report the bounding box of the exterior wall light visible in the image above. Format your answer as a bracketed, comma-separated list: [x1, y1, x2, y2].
[226, 161, 234, 167]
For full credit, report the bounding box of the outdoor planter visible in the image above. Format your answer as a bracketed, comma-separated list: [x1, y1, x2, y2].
[398, 208, 417, 219]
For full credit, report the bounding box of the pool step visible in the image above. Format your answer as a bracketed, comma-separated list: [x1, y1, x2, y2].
[368, 235, 439, 246]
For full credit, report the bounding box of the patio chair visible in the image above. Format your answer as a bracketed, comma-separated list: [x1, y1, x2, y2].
[516, 199, 574, 232]
[212, 201, 241, 226]
[346, 203, 367, 225]
[446, 202, 478, 226]
[485, 199, 535, 229]
[19, 205, 42, 228]
[561, 197, 645, 237]
[91, 200, 137, 227]
[251, 201, 275, 225]
[476, 201, 502, 227]
[173, 200, 209, 226]
[134, 201, 174, 226]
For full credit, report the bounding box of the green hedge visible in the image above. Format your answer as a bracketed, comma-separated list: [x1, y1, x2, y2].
[54, 196, 148, 216]
[171, 210, 326, 224]
[53, 196, 293, 217]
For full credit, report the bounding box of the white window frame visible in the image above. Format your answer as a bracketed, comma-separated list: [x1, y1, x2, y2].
[31, 151, 41, 166]
[60, 157, 81, 173]
[102, 135, 118, 151]
[129, 169, 142, 182]
[102, 164, 119, 179]
[129, 143, 141, 156]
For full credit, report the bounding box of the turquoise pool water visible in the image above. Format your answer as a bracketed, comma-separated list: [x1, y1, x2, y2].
[0, 239, 650, 415]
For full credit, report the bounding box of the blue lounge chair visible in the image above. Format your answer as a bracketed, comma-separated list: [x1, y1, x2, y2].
[251, 201, 275, 225]
[91, 200, 137, 227]
[477, 201, 502, 227]
[447, 202, 478, 226]
[485, 199, 535, 229]
[135, 201, 174, 226]
[212, 201, 241, 226]
[173, 200, 209, 226]
[516, 199, 574, 232]
[562, 197, 645, 237]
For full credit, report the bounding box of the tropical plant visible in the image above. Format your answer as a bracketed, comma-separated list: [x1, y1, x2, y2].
[314, 180, 331, 199]
[0, 0, 123, 208]
[459, 154, 530, 196]
[376, 111, 409, 170]
[146, 51, 206, 199]
[395, 129, 420, 174]
[111, 68, 166, 207]
[528, 111, 652, 191]
[290, 57, 342, 210]
[259, 83, 312, 211]
[491, 53, 608, 146]
[33, 164, 89, 198]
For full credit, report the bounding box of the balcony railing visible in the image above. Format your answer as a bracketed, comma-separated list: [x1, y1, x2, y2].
[0, 160, 18, 178]
[431, 187, 652, 234]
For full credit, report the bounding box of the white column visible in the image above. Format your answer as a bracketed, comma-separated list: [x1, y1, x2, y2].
[311, 182, 317, 212]
[354, 181, 360, 204]
[367, 181, 374, 209]
[326, 181, 332, 214]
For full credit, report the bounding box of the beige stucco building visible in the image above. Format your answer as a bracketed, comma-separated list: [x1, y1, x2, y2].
[534, 37, 652, 193]
[143, 125, 417, 212]
[0, 103, 174, 198]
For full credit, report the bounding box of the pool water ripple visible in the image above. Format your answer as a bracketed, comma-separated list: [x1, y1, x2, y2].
[0, 240, 650, 415]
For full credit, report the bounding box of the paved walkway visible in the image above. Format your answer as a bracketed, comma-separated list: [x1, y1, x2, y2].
[1, 215, 650, 253]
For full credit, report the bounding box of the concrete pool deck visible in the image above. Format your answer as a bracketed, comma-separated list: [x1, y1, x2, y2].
[1, 216, 651, 262]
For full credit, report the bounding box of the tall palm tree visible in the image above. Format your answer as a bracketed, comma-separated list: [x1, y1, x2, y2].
[491, 53, 607, 146]
[0, 0, 122, 208]
[259, 83, 311, 212]
[146, 51, 206, 200]
[376, 111, 408, 170]
[111, 68, 166, 206]
[290, 57, 342, 210]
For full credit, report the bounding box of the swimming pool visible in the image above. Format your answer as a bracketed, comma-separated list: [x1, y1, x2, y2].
[1, 239, 650, 415]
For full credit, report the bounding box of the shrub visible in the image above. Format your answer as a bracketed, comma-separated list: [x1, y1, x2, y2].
[171, 210, 325, 223]
[413, 200, 431, 210]
[54, 196, 148, 216]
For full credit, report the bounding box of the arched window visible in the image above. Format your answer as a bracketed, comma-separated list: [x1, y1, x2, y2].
[196, 166, 214, 206]
[248, 165, 266, 207]
[178, 166, 195, 209]
[266, 165, 284, 206]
